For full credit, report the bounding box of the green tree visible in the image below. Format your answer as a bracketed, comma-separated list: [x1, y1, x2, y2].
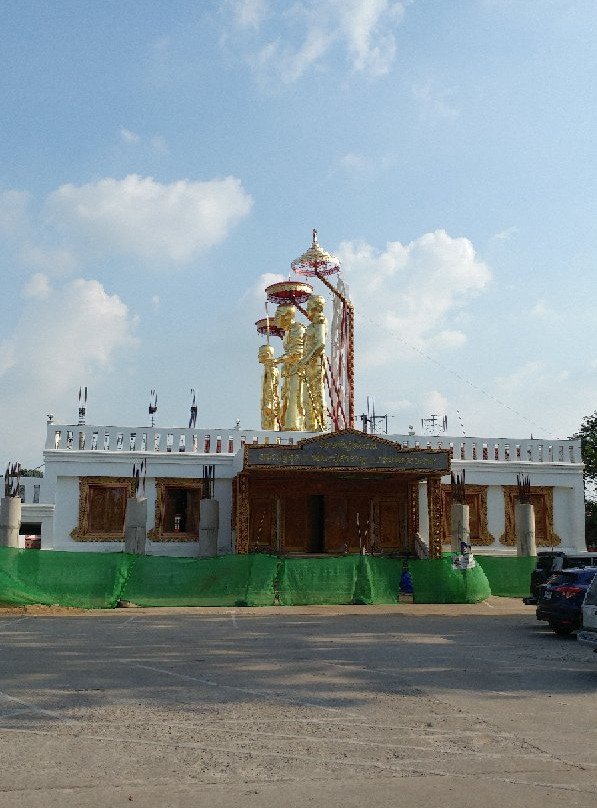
[20, 468, 43, 478]
[573, 411, 597, 493]
[586, 500, 597, 551]
[572, 411, 597, 550]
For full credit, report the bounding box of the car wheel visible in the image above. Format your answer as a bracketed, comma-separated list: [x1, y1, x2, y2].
[548, 620, 575, 635]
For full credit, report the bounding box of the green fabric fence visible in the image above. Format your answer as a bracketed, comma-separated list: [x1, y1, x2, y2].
[277, 556, 360, 605]
[475, 556, 536, 598]
[0, 547, 532, 608]
[277, 555, 405, 605]
[409, 555, 491, 604]
[0, 546, 135, 609]
[122, 553, 277, 607]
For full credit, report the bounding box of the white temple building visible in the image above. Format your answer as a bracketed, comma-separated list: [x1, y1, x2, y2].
[15, 421, 585, 557]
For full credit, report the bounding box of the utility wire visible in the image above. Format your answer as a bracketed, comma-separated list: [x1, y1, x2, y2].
[360, 312, 560, 438]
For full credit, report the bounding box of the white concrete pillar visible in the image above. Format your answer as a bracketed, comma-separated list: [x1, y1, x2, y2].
[515, 502, 536, 557]
[450, 502, 470, 553]
[200, 499, 219, 556]
[0, 497, 21, 548]
[124, 497, 147, 555]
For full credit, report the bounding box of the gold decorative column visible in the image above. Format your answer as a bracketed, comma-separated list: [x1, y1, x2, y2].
[427, 477, 444, 559]
[235, 473, 250, 553]
[408, 481, 419, 549]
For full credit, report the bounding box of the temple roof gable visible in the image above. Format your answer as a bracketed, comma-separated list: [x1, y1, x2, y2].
[244, 429, 450, 473]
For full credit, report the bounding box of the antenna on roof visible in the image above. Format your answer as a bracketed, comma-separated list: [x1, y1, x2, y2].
[78, 386, 88, 425]
[421, 414, 448, 436]
[149, 389, 158, 427]
[189, 388, 197, 429]
[360, 396, 388, 435]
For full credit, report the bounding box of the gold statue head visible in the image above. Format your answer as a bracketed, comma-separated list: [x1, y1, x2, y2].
[306, 294, 325, 318]
[258, 344, 275, 364]
[275, 304, 296, 330]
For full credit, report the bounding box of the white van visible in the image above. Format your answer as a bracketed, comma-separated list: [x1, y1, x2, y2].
[577, 573, 597, 652]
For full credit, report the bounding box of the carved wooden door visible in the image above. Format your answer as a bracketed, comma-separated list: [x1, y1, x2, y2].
[249, 497, 275, 550]
[324, 494, 371, 553]
[377, 496, 408, 553]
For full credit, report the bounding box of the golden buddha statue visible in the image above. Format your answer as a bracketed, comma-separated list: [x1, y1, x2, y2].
[296, 294, 327, 432]
[258, 344, 280, 431]
[274, 304, 305, 431]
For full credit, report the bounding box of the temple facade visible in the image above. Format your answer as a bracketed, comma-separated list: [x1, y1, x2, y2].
[15, 421, 585, 557]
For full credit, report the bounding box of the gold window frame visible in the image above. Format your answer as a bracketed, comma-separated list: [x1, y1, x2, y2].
[148, 477, 204, 542]
[500, 486, 561, 546]
[441, 484, 495, 546]
[71, 477, 136, 542]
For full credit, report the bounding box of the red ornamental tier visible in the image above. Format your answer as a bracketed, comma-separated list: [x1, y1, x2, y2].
[291, 229, 341, 278]
[264, 279, 313, 306]
[255, 317, 285, 339]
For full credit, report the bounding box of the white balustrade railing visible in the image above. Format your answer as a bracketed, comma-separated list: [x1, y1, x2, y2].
[45, 426, 581, 464]
[46, 425, 309, 456]
[390, 435, 580, 464]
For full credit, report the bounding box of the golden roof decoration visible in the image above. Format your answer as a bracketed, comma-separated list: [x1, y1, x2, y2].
[265, 279, 313, 305]
[291, 229, 341, 277]
[255, 317, 284, 338]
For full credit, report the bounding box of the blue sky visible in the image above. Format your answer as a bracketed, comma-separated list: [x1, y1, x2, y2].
[1, 0, 597, 467]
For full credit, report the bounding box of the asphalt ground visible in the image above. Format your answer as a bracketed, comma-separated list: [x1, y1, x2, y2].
[0, 598, 596, 808]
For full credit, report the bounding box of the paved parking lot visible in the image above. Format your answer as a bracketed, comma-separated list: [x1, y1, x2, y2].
[0, 599, 596, 807]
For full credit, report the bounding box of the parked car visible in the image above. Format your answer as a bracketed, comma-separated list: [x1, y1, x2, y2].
[524, 550, 597, 605]
[577, 573, 597, 652]
[535, 567, 597, 635]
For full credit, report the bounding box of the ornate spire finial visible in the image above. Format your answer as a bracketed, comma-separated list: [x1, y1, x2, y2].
[292, 229, 340, 278]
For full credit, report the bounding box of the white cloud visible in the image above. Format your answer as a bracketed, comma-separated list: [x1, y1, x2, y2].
[412, 80, 459, 121]
[338, 229, 491, 368]
[253, 27, 332, 84]
[19, 245, 78, 275]
[120, 128, 140, 143]
[0, 190, 30, 236]
[243, 272, 286, 314]
[229, 0, 268, 30]
[150, 135, 168, 154]
[491, 226, 518, 241]
[423, 390, 449, 416]
[340, 151, 399, 181]
[230, 0, 406, 84]
[0, 277, 137, 387]
[331, 0, 405, 75]
[0, 276, 138, 463]
[23, 272, 52, 299]
[0, 340, 16, 377]
[495, 361, 558, 394]
[44, 174, 253, 263]
[341, 152, 370, 172]
[383, 398, 411, 411]
[530, 298, 561, 321]
[426, 329, 467, 351]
